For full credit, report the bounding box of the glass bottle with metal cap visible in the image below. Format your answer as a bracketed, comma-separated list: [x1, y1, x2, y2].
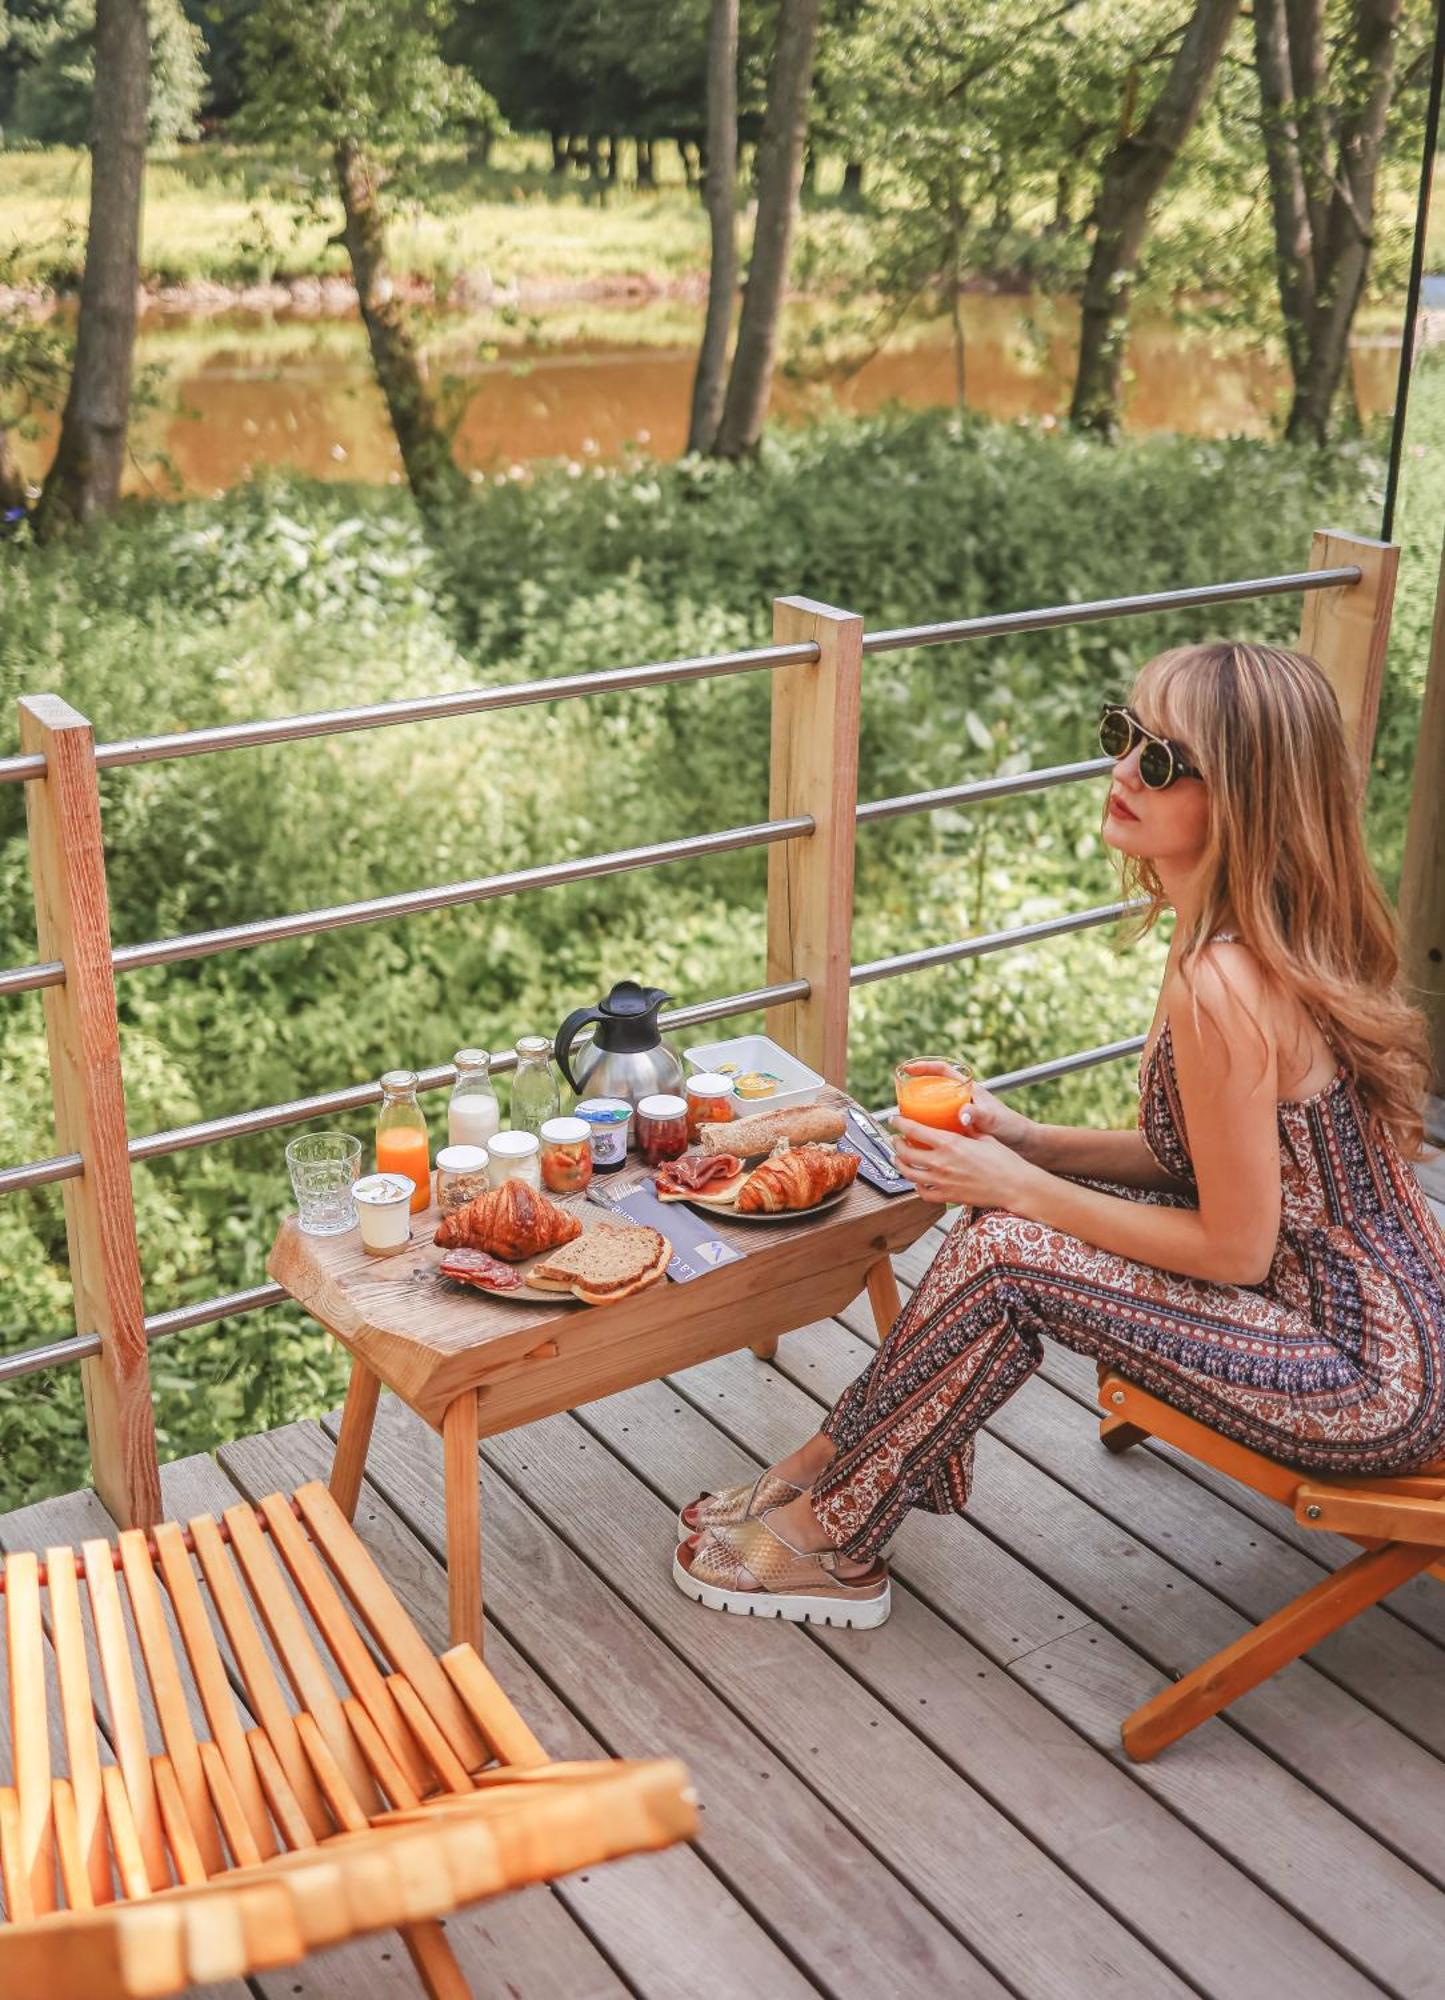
[510, 1035, 561, 1135]
[376, 1070, 431, 1214]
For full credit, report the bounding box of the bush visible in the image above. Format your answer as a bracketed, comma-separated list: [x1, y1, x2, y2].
[0, 406, 1389, 1505]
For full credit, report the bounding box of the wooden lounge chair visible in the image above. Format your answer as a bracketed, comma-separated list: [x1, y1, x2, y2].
[0, 1479, 696, 1999]
[1097, 1368, 1445, 1760]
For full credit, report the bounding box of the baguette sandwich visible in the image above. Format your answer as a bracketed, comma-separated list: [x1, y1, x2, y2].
[529, 1222, 671, 1305]
[699, 1104, 846, 1157]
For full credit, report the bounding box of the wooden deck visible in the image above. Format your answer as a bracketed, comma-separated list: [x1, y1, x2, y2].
[5, 1194, 1445, 2000]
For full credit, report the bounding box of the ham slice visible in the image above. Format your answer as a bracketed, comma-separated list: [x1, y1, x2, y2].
[655, 1153, 745, 1197]
[439, 1247, 525, 1293]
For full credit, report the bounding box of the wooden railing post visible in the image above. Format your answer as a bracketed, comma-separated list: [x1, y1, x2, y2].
[765, 596, 863, 1087]
[1399, 530, 1445, 1092]
[19, 695, 160, 1527]
[1296, 528, 1400, 777]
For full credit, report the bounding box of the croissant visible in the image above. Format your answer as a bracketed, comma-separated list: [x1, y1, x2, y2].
[735, 1144, 859, 1214]
[433, 1180, 583, 1261]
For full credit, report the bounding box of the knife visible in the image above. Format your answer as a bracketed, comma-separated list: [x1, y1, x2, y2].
[847, 1104, 901, 1167]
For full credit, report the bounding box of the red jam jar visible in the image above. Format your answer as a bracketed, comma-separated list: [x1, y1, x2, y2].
[685, 1071, 736, 1143]
[636, 1093, 689, 1166]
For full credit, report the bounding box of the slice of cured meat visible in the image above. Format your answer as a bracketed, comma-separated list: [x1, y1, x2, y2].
[439, 1247, 525, 1292]
[654, 1153, 745, 1197]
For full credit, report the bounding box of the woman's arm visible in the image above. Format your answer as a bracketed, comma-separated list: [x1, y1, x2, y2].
[1018, 1121, 1190, 1191]
[896, 946, 1283, 1286]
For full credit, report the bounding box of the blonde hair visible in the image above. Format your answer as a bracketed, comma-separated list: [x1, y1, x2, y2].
[1116, 640, 1430, 1157]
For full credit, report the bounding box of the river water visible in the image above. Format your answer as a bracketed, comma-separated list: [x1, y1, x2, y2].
[17, 293, 1402, 497]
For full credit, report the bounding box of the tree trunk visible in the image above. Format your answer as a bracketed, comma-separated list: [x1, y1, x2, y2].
[1284, 0, 1401, 443]
[550, 131, 569, 175]
[33, 0, 147, 539]
[688, 0, 739, 454]
[333, 139, 466, 519]
[842, 159, 864, 203]
[1069, 0, 1241, 440]
[637, 137, 655, 187]
[680, 138, 700, 190]
[712, 0, 822, 459]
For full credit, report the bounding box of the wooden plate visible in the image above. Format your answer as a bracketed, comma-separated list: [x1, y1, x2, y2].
[433, 1208, 670, 1306]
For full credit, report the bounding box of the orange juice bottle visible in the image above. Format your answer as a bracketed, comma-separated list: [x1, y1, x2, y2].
[377, 1070, 431, 1213]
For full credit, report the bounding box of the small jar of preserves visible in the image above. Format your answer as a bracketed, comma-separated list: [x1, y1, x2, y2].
[636, 1093, 689, 1167]
[685, 1072, 735, 1143]
[486, 1130, 542, 1191]
[435, 1144, 491, 1214]
[540, 1116, 593, 1195]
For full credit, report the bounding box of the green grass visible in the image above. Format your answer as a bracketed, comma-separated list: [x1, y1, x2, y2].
[0, 135, 873, 293]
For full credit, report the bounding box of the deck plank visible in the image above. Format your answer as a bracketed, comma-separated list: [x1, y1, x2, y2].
[345, 1394, 1008, 1998]
[756, 1315, 1445, 1994]
[576, 1363, 1377, 2000]
[460, 1411, 1192, 1997]
[221, 1418, 822, 2000]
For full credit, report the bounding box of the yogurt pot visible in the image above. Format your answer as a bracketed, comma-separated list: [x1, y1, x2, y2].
[353, 1172, 414, 1257]
[575, 1096, 633, 1171]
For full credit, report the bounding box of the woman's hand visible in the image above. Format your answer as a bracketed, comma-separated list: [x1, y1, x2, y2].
[893, 1119, 1038, 1211]
[958, 1082, 1035, 1154]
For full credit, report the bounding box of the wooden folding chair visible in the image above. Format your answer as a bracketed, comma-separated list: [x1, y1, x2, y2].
[0, 1480, 695, 1998]
[1096, 1368, 1445, 1761]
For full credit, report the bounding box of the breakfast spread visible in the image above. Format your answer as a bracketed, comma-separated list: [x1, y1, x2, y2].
[699, 1104, 847, 1156]
[294, 1012, 930, 1310]
[528, 1222, 671, 1305]
[433, 1180, 583, 1260]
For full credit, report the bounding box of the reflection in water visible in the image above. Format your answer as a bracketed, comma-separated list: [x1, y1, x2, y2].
[18, 294, 1401, 498]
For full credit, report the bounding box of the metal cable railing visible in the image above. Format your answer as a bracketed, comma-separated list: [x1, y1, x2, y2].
[0, 563, 1359, 789]
[0, 817, 813, 996]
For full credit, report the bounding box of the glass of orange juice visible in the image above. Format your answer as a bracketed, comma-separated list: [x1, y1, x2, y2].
[894, 1058, 974, 1131]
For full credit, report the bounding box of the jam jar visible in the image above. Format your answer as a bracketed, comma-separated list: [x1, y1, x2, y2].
[685, 1072, 735, 1143]
[636, 1093, 689, 1167]
[540, 1116, 593, 1195]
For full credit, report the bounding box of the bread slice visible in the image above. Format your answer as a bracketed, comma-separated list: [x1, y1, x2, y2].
[529, 1222, 670, 1303]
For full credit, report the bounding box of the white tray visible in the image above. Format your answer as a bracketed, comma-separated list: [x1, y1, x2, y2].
[681, 1033, 825, 1116]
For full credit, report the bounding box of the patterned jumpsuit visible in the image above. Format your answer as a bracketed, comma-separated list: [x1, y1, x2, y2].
[811, 1018, 1445, 1561]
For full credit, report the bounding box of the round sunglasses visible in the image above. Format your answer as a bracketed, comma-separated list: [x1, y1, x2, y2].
[1098, 703, 1202, 790]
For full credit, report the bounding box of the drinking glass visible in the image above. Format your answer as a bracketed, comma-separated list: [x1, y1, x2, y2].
[894, 1058, 974, 1131]
[286, 1132, 362, 1235]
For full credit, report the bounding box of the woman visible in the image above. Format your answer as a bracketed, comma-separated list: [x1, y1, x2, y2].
[673, 641, 1445, 1628]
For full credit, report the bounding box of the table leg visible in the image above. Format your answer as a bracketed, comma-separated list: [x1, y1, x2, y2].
[749, 1335, 779, 1360]
[330, 1359, 381, 1522]
[443, 1390, 483, 1655]
[865, 1256, 903, 1341]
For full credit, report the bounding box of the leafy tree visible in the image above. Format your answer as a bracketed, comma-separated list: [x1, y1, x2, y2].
[713, 0, 823, 456]
[3, 0, 203, 145]
[32, 0, 148, 540]
[1253, 0, 1425, 442]
[240, 0, 484, 518]
[1070, 0, 1241, 439]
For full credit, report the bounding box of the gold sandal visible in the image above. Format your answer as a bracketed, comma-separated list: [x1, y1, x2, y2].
[677, 1470, 802, 1539]
[672, 1514, 890, 1630]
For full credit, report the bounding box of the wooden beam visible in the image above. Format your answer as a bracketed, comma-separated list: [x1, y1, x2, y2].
[19, 694, 159, 1528]
[1399, 532, 1445, 1092]
[1296, 528, 1399, 781]
[765, 596, 863, 1087]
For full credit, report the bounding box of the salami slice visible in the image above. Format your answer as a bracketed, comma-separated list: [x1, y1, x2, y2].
[440, 1247, 525, 1292]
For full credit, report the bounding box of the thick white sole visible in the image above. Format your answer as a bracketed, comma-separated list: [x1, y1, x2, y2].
[671, 1551, 891, 1629]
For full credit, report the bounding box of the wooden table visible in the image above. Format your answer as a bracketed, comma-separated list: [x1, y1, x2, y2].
[268, 1117, 939, 1651]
